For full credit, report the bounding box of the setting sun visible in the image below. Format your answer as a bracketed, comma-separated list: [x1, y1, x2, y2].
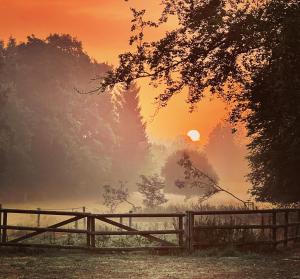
[187, 130, 201, 142]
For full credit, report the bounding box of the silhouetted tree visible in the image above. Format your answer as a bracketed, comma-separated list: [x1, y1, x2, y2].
[177, 153, 246, 205]
[161, 149, 218, 199]
[112, 84, 150, 184]
[0, 34, 115, 201]
[102, 181, 138, 212]
[205, 123, 248, 182]
[245, 11, 300, 204]
[137, 174, 167, 208]
[99, 0, 300, 204]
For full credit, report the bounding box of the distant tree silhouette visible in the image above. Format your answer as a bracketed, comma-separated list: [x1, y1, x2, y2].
[102, 181, 139, 212]
[112, 84, 150, 184]
[0, 41, 9, 178]
[0, 34, 116, 201]
[205, 123, 248, 183]
[137, 174, 167, 208]
[177, 153, 246, 205]
[161, 149, 218, 199]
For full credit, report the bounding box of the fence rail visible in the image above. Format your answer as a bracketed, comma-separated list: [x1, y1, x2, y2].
[0, 207, 299, 252]
[0, 207, 184, 251]
[187, 208, 300, 250]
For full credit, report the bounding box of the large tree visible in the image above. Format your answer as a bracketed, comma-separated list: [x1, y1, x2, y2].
[161, 149, 218, 199]
[245, 10, 300, 203]
[0, 34, 116, 201]
[99, 0, 300, 204]
[205, 123, 248, 183]
[112, 84, 150, 184]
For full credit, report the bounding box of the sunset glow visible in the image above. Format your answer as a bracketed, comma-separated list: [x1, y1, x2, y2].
[187, 130, 201, 142]
[0, 0, 226, 143]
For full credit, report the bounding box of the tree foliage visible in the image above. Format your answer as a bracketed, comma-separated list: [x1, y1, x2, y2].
[100, 0, 285, 108]
[205, 123, 248, 183]
[102, 181, 139, 212]
[0, 34, 150, 201]
[112, 84, 150, 182]
[99, 0, 300, 203]
[136, 174, 168, 208]
[161, 149, 218, 198]
[177, 153, 246, 205]
[245, 9, 300, 204]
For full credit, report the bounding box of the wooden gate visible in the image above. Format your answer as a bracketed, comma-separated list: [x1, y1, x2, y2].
[1, 207, 299, 252]
[0, 208, 185, 251]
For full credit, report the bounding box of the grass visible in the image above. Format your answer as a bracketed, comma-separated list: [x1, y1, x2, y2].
[5, 203, 299, 250]
[0, 246, 300, 279]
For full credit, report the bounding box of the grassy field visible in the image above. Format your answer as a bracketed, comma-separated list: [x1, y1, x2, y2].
[1, 248, 300, 279]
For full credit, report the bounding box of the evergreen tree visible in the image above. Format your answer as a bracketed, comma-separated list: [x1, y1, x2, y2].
[112, 84, 150, 185]
[205, 123, 248, 183]
[0, 34, 116, 201]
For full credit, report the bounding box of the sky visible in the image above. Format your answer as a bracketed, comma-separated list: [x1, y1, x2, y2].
[0, 0, 227, 144]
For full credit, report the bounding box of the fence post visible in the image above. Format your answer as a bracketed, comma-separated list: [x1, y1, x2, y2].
[83, 207, 86, 229]
[73, 209, 78, 230]
[129, 210, 133, 228]
[185, 211, 194, 252]
[261, 213, 265, 236]
[284, 210, 289, 247]
[178, 216, 184, 247]
[91, 216, 95, 248]
[0, 204, 2, 241]
[185, 211, 189, 250]
[272, 210, 277, 248]
[119, 217, 123, 231]
[189, 212, 194, 252]
[296, 210, 300, 242]
[2, 211, 7, 243]
[37, 208, 41, 227]
[86, 215, 91, 247]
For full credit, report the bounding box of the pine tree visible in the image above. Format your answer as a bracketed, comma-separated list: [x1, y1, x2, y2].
[112, 84, 150, 184]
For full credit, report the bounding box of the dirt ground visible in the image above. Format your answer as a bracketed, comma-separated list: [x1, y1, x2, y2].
[1, 248, 300, 279]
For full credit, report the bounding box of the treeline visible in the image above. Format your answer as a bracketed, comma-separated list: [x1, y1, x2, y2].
[0, 34, 150, 201]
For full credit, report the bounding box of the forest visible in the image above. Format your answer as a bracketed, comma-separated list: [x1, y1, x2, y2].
[1, 0, 299, 208]
[0, 34, 247, 204]
[0, 2, 300, 278]
[0, 34, 150, 201]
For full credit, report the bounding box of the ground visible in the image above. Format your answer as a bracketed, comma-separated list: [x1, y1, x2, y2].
[1, 248, 300, 279]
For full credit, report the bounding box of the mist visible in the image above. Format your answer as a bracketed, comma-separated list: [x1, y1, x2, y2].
[0, 34, 250, 210]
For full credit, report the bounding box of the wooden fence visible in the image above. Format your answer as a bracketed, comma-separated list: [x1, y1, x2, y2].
[0, 207, 299, 252]
[0, 208, 185, 251]
[186, 208, 300, 250]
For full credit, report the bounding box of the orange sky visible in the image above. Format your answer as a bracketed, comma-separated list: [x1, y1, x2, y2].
[0, 0, 227, 144]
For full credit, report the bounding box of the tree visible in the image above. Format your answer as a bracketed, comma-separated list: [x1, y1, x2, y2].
[99, 0, 300, 203]
[102, 181, 138, 212]
[136, 174, 168, 208]
[205, 123, 248, 183]
[0, 34, 117, 201]
[0, 40, 9, 178]
[245, 10, 300, 204]
[112, 84, 150, 184]
[161, 149, 218, 199]
[177, 153, 246, 205]
[99, 0, 278, 104]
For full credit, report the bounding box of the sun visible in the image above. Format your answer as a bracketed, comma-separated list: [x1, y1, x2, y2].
[187, 130, 201, 142]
